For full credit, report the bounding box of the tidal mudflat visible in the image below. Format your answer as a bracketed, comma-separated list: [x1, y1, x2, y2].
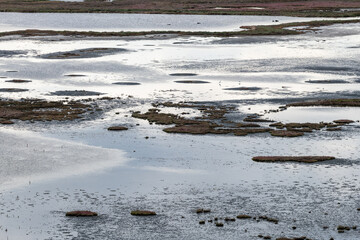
[1, 12, 360, 240]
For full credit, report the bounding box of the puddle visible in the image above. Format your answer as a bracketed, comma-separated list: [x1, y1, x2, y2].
[64, 74, 87, 77]
[50, 90, 104, 96]
[169, 73, 198, 76]
[305, 80, 349, 84]
[223, 87, 262, 91]
[0, 88, 29, 92]
[112, 82, 141, 85]
[174, 80, 210, 84]
[5, 79, 32, 83]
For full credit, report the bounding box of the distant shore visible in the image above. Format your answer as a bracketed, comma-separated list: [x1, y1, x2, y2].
[1, 0, 360, 17]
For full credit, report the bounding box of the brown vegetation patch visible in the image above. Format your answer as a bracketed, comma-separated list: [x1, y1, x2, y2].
[305, 79, 349, 84]
[326, 127, 342, 131]
[333, 119, 354, 124]
[112, 82, 141, 85]
[174, 80, 210, 84]
[5, 79, 32, 83]
[0, 120, 14, 124]
[236, 214, 252, 219]
[270, 130, 304, 137]
[243, 117, 274, 123]
[236, 123, 261, 128]
[252, 156, 335, 163]
[163, 123, 217, 135]
[66, 211, 98, 217]
[259, 215, 279, 224]
[234, 128, 271, 136]
[130, 210, 156, 216]
[0, 88, 28, 92]
[0, 99, 89, 122]
[64, 74, 86, 77]
[223, 87, 261, 91]
[196, 208, 211, 214]
[169, 73, 198, 76]
[107, 126, 128, 131]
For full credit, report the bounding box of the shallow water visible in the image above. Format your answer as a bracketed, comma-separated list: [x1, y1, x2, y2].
[1, 16, 360, 240]
[0, 12, 352, 32]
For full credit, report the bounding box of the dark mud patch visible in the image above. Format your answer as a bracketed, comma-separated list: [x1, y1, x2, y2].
[64, 74, 87, 77]
[66, 211, 98, 217]
[174, 80, 210, 84]
[163, 122, 219, 135]
[333, 119, 354, 124]
[252, 156, 335, 163]
[169, 73, 198, 77]
[5, 79, 32, 83]
[287, 99, 360, 107]
[270, 130, 304, 137]
[304, 66, 354, 72]
[0, 88, 28, 92]
[40, 48, 128, 59]
[107, 126, 128, 131]
[305, 80, 349, 84]
[112, 82, 141, 85]
[0, 120, 14, 124]
[50, 90, 104, 96]
[0, 50, 26, 57]
[224, 87, 261, 91]
[130, 210, 156, 216]
[0, 99, 90, 122]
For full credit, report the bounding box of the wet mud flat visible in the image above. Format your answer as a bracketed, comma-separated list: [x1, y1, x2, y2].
[1, 18, 360, 240]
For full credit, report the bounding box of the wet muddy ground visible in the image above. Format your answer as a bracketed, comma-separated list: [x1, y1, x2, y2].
[1, 16, 360, 240]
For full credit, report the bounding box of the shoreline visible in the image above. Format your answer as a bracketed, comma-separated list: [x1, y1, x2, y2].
[1, 19, 360, 38]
